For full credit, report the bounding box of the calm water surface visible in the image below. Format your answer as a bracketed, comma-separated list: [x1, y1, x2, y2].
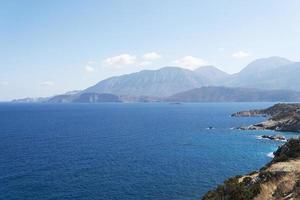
[0, 103, 297, 200]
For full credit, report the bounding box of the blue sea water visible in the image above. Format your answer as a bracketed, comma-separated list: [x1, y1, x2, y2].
[0, 103, 298, 200]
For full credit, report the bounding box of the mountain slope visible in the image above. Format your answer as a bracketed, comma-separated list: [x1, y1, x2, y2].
[194, 66, 230, 85]
[84, 57, 300, 98]
[167, 86, 300, 102]
[227, 57, 300, 91]
[12, 56, 300, 102]
[238, 56, 292, 76]
[48, 93, 121, 103]
[83, 67, 210, 97]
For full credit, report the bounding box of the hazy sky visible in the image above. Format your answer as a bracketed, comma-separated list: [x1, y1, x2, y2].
[1, 0, 300, 100]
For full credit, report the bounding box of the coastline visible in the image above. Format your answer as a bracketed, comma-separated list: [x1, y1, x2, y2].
[202, 103, 300, 200]
[231, 103, 300, 133]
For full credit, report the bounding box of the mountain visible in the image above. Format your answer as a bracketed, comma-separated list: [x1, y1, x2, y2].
[167, 86, 300, 102]
[257, 62, 300, 91]
[83, 57, 300, 99]
[48, 93, 121, 103]
[45, 86, 300, 103]
[12, 97, 50, 103]
[83, 66, 223, 97]
[64, 90, 82, 95]
[237, 56, 292, 76]
[194, 65, 230, 85]
[47, 95, 74, 103]
[227, 57, 300, 91]
[12, 90, 82, 103]
[73, 93, 121, 103]
[12, 56, 300, 103]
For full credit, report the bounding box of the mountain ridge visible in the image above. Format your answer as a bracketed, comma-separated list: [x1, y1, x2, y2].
[11, 56, 300, 103]
[13, 86, 300, 103]
[227, 57, 300, 91]
[83, 66, 214, 97]
[167, 86, 300, 102]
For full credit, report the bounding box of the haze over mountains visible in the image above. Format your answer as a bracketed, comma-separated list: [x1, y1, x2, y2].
[83, 56, 300, 96]
[167, 87, 300, 102]
[84, 67, 207, 97]
[13, 56, 300, 103]
[227, 57, 299, 90]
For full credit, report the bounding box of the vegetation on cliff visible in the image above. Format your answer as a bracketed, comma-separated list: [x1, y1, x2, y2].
[204, 103, 300, 200]
[202, 138, 300, 200]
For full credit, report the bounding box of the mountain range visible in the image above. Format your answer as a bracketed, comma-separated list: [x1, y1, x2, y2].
[12, 56, 300, 103]
[167, 87, 300, 102]
[83, 56, 300, 97]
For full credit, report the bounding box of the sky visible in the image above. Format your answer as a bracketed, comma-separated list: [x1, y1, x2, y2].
[1, 0, 300, 100]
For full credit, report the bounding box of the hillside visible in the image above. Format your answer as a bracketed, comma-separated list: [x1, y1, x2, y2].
[14, 87, 300, 103]
[48, 93, 122, 103]
[203, 104, 300, 199]
[11, 56, 300, 103]
[194, 66, 230, 85]
[82, 66, 229, 97]
[83, 56, 300, 97]
[202, 138, 300, 200]
[167, 87, 300, 102]
[227, 57, 300, 91]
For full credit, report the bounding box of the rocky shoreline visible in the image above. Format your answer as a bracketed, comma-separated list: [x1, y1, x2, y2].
[232, 103, 300, 133]
[202, 138, 300, 200]
[259, 135, 286, 142]
[202, 103, 300, 200]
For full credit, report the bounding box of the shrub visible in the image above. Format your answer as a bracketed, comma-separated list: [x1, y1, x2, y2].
[202, 176, 260, 200]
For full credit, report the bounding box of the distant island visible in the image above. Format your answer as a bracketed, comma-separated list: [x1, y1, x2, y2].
[11, 56, 300, 103]
[202, 104, 300, 200]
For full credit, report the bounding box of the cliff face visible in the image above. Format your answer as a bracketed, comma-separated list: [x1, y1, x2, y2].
[232, 103, 300, 133]
[202, 138, 300, 200]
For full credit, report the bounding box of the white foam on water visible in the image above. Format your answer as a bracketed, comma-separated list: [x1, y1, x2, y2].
[267, 152, 274, 158]
[256, 135, 263, 140]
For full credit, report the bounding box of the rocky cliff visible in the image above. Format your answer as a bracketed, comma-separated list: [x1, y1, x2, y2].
[202, 104, 300, 199]
[202, 138, 300, 200]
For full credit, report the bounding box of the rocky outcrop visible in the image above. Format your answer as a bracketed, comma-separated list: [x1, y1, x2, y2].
[260, 135, 286, 141]
[232, 103, 300, 133]
[202, 138, 300, 200]
[202, 104, 300, 199]
[231, 110, 266, 117]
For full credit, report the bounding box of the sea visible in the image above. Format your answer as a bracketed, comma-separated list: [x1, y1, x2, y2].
[0, 103, 298, 200]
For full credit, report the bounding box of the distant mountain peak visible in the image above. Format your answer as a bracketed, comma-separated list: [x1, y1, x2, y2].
[158, 66, 187, 70]
[83, 66, 205, 97]
[14, 56, 300, 103]
[194, 65, 228, 74]
[194, 65, 218, 70]
[226, 56, 300, 91]
[194, 65, 230, 85]
[239, 56, 292, 75]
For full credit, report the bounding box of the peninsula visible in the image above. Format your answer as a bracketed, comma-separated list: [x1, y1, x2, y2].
[232, 103, 300, 133]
